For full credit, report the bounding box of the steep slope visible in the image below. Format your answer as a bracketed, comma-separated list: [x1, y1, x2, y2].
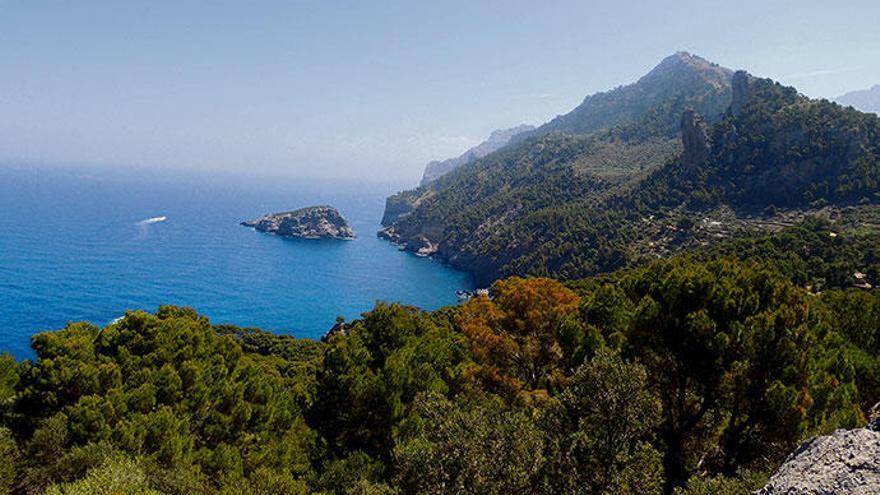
[420, 124, 535, 186]
[516, 51, 733, 140]
[381, 66, 880, 285]
[837, 85, 880, 114]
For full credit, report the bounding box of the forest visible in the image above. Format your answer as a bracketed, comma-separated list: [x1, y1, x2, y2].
[1, 236, 878, 494]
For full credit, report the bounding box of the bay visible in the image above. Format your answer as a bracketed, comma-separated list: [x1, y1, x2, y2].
[0, 165, 472, 359]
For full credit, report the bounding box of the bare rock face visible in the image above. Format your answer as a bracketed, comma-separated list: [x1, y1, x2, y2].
[407, 235, 439, 257]
[681, 109, 711, 169]
[730, 70, 754, 116]
[241, 206, 355, 240]
[757, 428, 880, 494]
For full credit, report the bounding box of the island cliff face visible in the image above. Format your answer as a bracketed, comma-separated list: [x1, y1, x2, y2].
[242, 206, 355, 239]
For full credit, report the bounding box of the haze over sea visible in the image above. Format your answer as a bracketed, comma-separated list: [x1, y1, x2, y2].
[0, 164, 472, 359]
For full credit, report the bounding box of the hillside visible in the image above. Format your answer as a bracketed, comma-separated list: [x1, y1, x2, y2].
[419, 124, 535, 186]
[380, 59, 880, 285]
[836, 84, 880, 114]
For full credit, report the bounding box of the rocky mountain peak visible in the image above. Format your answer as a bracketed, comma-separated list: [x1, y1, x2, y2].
[639, 51, 733, 87]
[517, 52, 734, 140]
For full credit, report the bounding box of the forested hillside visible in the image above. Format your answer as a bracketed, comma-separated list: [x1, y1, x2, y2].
[380, 56, 880, 286]
[1, 243, 878, 494]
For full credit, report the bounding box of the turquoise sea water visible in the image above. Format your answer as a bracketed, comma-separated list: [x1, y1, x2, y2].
[0, 165, 472, 359]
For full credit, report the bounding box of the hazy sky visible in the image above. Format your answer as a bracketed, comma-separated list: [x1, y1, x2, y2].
[1, 1, 878, 181]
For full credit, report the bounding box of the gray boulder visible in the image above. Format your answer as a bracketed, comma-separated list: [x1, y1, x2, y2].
[757, 427, 880, 494]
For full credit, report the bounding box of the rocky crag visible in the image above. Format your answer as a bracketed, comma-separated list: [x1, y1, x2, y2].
[242, 205, 355, 240]
[757, 425, 880, 494]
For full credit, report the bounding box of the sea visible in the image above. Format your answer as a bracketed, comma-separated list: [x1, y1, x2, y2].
[0, 164, 473, 359]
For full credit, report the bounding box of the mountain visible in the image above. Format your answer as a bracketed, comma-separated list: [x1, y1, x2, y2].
[515, 51, 733, 140]
[382, 52, 734, 227]
[380, 56, 880, 286]
[420, 124, 534, 186]
[836, 85, 880, 114]
[379, 52, 736, 283]
[411, 51, 727, 189]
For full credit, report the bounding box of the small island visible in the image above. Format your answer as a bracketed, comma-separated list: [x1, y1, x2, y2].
[241, 205, 356, 240]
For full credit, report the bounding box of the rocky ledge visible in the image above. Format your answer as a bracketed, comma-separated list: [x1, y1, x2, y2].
[378, 226, 439, 257]
[241, 206, 356, 240]
[757, 422, 880, 494]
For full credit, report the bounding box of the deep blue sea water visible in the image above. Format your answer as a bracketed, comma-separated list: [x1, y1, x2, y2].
[0, 165, 473, 359]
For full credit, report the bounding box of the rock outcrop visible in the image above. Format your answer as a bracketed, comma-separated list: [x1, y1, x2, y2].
[681, 109, 711, 169]
[757, 426, 880, 494]
[377, 227, 439, 257]
[242, 206, 355, 240]
[730, 70, 754, 116]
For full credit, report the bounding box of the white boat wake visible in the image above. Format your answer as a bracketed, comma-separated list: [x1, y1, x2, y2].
[137, 216, 167, 225]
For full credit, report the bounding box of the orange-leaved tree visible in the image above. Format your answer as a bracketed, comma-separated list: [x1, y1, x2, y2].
[456, 277, 581, 402]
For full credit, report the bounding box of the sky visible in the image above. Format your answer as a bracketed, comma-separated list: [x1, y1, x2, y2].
[1, 1, 878, 182]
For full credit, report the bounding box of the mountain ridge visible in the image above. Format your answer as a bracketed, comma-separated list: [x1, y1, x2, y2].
[420, 124, 535, 186]
[836, 84, 880, 114]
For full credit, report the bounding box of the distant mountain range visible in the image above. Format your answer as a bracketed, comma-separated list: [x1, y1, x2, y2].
[420, 124, 534, 186]
[836, 85, 880, 114]
[380, 52, 880, 285]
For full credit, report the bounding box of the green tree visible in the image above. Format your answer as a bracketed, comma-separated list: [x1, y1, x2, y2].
[582, 259, 860, 491]
[394, 393, 544, 495]
[541, 348, 662, 494]
[44, 455, 162, 495]
[15, 307, 317, 492]
[311, 303, 468, 464]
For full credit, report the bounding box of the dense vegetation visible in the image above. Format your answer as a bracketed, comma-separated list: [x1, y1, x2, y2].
[380, 57, 880, 286]
[1, 250, 878, 494]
